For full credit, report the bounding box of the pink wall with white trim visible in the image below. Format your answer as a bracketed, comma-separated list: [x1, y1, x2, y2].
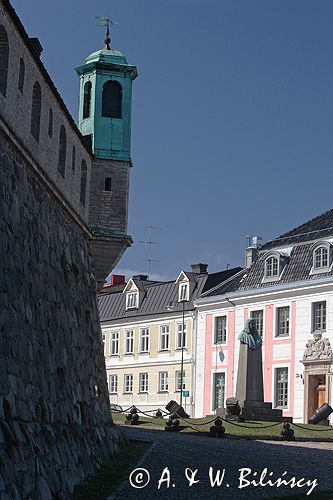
[201, 302, 296, 418]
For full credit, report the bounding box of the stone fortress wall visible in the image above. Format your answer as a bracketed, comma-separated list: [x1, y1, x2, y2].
[0, 0, 92, 223]
[0, 1, 120, 498]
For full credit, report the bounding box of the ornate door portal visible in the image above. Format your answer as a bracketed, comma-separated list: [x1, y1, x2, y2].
[302, 332, 332, 423]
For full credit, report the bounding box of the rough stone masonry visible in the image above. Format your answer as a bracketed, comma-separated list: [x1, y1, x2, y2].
[0, 1, 122, 498]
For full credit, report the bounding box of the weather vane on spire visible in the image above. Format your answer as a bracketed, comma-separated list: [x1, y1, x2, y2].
[95, 16, 118, 50]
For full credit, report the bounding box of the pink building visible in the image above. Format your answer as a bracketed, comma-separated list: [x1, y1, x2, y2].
[194, 209, 333, 423]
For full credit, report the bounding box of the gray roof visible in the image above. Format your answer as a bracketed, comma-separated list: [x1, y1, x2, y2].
[238, 244, 333, 291]
[98, 267, 242, 322]
[204, 208, 333, 298]
[262, 208, 333, 250]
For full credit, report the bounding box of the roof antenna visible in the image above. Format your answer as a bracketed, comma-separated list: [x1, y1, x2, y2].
[95, 16, 118, 50]
[139, 226, 163, 277]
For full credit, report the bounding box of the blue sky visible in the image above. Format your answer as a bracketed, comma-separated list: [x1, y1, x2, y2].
[12, 0, 333, 281]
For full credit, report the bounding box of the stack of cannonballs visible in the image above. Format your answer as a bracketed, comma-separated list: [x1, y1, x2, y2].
[281, 422, 295, 441]
[126, 406, 140, 425]
[164, 412, 181, 431]
[210, 416, 226, 437]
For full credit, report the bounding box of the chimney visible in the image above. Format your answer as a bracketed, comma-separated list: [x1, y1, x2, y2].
[29, 37, 43, 58]
[191, 263, 208, 274]
[245, 235, 262, 267]
[110, 275, 125, 286]
[133, 274, 148, 281]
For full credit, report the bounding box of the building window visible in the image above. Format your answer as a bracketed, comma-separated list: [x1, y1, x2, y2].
[178, 282, 189, 302]
[48, 109, 53, 137]
[104, 177, 112, 191]
[312, 301, 326, 332]
[126, 292, 138, 310]
[83, 81, 92, 119]
[80, 160, 87, 206]
[251, 310, 263, 336]
[125, 330, 134, 354]
[109, 374, 118, 393]
[265, 256, 279, 278]
[175, 370, 185, 392]
[275, 367, 288, 408]
[110, 331, 119, 355]
[314, 246, 329, 270]
[160, 325, 170, 351]
[102, 333, 105, 351]
[0, 25, 9, 97]
[276, 306, 290, 337]
[140, 328, 149, 353]
[18, 58, 25, 94]
[176, 323, 186, 349]
[102, 80, 122, 118]
[58, 125, 66, 177]
[159, 372, 168, 392]
[139, 373, 148, 393]
[72, 146, 76, 172]
[214, 316, 227, 344]
[124, 374, 133, 393]
[30, 81, 42, 142]
[213, 372, 226, 411]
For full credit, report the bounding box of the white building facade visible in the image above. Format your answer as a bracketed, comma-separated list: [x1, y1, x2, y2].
[194, 210, 333, 424]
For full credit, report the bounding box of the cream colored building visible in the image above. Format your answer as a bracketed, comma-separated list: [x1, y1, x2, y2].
[98, 265, 241, 416]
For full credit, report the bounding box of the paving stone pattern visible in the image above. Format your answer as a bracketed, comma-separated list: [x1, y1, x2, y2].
[0, 133, 120, 499]
[118, 427, 333, 500]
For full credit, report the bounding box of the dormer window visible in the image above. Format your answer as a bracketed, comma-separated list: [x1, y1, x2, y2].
[126, 291, 138, 310]
[311, 242, 332, 275]
[265, 256, 278, 278]
[314, 247, 328, 269]
[262, 252, 288, 283]
[179, 283, 189, 302]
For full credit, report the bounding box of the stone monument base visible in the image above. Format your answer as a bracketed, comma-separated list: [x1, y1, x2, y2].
[240, 400, 292, 422]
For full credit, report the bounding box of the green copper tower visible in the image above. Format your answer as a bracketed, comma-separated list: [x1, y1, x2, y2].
[76, 23, 138, 286]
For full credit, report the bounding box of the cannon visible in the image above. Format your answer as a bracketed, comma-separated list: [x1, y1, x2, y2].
[308, 403, 333, 425]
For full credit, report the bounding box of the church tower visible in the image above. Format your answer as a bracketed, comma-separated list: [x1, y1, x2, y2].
[76, 23, 138, 287]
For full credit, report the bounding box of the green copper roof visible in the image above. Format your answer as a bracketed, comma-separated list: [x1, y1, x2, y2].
[85, 48, 128, 65]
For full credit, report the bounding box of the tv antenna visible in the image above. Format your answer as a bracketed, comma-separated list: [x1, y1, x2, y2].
[139, 226, 163, 277]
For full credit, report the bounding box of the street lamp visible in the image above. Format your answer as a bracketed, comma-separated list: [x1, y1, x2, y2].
[180, 297, 187, 407]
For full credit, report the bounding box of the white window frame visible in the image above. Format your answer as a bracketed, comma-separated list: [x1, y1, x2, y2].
[273, 366, 289, 409]
[126, 291, 138, 310]
[262, 252, 286, 283]
[213, 315, 227, 345]
[159, 325, 170, 351]
[311, 243, 331, 275]
[275, 305, 290, 338]
[139, 327, 150, 353]
[178, 282, 189, 302]
[250, 309, 264, 338]
[124, 330, 134, 354]
[109, 374, 118, 394]
[175, 370, 186, 392]
[124, 374, 133, 393]
[176, 322, 187, 349]
[312, 301, 327, 333]
[110, 331, 119, 356]
[139, 373, 148, 393]
[211, 370, 226, 412]
[159, 371, 168, 392]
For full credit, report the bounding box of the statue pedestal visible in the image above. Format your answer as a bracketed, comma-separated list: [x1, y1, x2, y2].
[234, 342, 292, 422]
[236, 342, 264, 405]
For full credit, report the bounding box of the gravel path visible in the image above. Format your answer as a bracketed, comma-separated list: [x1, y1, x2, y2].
[112, 426, 333, 500]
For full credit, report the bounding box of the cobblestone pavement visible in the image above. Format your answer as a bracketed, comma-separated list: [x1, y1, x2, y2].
[113, 426, 333, 500]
